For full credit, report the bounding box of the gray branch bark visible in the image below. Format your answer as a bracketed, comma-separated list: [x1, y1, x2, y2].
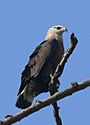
[0, 79, 90, 125]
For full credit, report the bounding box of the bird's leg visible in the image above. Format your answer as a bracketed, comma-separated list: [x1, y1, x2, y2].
[49, 74, 60, 91]
[49, 74, 54, 90]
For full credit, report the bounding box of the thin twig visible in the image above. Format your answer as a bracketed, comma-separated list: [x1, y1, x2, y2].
[0, 79, 90, 125]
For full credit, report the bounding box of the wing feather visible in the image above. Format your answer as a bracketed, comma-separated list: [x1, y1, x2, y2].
[18, 39, 58, 94]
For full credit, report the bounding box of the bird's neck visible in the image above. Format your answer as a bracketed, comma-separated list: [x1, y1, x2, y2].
[45, 33, 63, 41]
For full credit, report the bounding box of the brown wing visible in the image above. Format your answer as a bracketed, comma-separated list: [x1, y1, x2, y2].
[18, 39, 59, 95]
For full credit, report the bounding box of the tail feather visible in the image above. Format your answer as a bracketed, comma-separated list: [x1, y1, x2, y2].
[16, 83, 36, 109]
[16, 94, 31, 109]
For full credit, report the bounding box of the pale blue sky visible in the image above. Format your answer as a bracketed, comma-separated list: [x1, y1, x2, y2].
[0, 0, 90, 125]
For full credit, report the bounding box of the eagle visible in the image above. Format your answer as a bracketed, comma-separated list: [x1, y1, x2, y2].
[16, 25, 67, 109]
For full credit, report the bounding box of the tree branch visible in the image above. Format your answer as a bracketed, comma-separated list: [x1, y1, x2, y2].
[0, 79, 90, 125]
[49, 33, 78, 125]
[53, 33, 78, 82]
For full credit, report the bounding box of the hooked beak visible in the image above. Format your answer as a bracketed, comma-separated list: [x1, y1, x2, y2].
[64, 27, 68, 32]
[61, 26, 68, 33]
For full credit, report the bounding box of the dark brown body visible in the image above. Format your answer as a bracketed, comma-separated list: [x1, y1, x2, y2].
[16, 39, 64, 109]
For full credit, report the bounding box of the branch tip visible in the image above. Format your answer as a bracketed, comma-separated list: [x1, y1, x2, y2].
[70, 33, 78, 45]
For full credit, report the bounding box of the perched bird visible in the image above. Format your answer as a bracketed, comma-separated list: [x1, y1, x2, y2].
[16, 25, 67, 109]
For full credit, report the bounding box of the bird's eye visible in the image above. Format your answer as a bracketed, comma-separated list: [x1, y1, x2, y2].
[56, 27, 62, 30]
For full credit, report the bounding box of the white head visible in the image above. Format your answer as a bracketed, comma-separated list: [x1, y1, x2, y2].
[45, 25, 67, 41]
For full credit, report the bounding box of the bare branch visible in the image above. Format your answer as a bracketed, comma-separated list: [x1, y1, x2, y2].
[53, 33, 78, 83]
[0, 79, 90, 125]
[49, 33, 78, 125]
